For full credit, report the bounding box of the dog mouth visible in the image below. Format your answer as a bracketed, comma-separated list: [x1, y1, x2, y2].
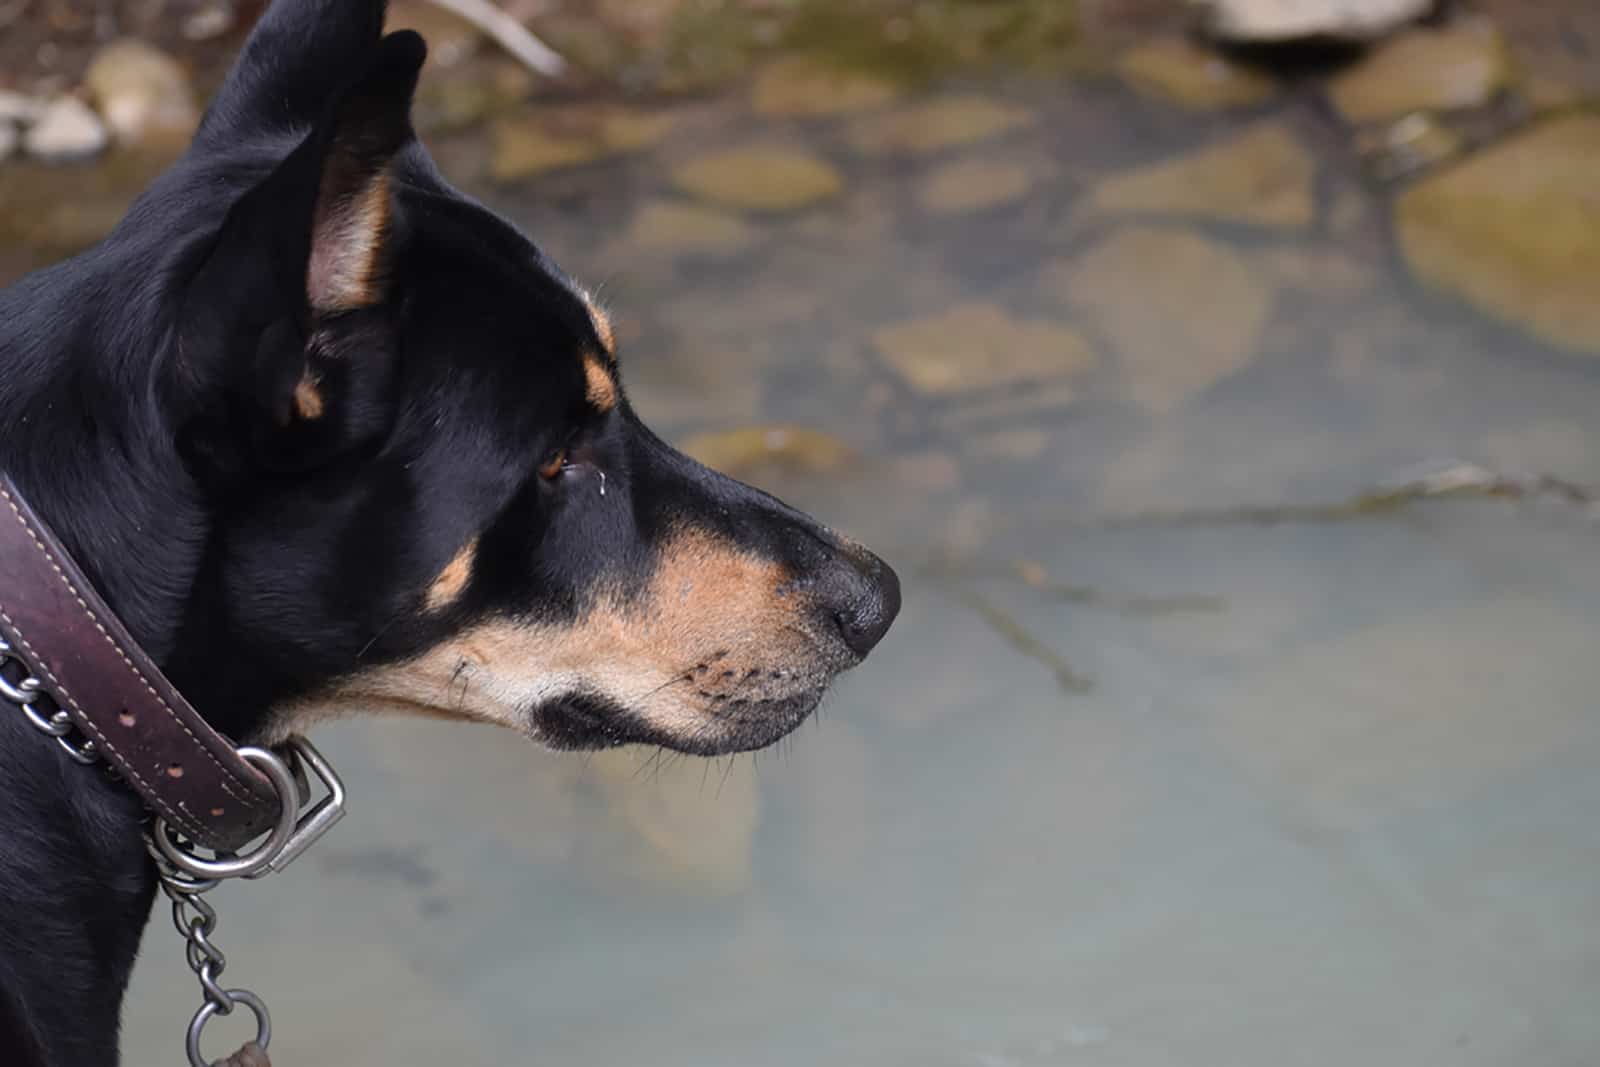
[526, 685, 826, 756]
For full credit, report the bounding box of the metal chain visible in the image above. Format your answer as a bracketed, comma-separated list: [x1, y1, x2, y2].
[148, 838, 272, 1067]
[1, 636, 100, 763]
[1, 635, 271, 1067]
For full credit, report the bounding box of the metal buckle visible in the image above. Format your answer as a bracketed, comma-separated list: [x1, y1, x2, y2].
[247, 736, 346, 879]
[152, 735, 346, 881]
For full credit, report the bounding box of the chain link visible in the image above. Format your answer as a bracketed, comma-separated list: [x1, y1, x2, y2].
[148, 837, 272, 1065]
[1, 637, 99, 763]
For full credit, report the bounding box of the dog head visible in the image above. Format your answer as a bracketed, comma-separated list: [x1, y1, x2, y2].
[67, 0, 898, 755]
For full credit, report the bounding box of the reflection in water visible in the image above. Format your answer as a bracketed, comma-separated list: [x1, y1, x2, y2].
[78, 8, 1600, 1063]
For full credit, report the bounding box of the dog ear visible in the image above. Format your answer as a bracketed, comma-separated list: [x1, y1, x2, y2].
[179, 30, 425, 479]
[197, 0, 391, 141]
[302, 29, 425, 313]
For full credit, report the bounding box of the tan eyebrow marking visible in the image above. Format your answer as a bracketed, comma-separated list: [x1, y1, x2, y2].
[583, 351, 617, 413]
[425, 537, 478, 612]
[581, 292, 616, 356]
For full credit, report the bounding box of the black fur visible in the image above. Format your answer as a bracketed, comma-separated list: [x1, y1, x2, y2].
[0, 2, 899, 1063]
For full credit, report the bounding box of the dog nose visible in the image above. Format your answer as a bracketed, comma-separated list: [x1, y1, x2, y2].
[817, 547, 901, 658]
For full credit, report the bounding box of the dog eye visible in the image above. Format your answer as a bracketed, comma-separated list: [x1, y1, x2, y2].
[538, 447, 568, 481]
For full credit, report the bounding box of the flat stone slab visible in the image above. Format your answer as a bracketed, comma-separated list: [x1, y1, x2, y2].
[1396, 115, 1600, 355]
[1081, 122, 1316, 230]
[872, 302, 1097, 396]
[752, 56, 902, 118]
[1052, 226, 1272, 413]
[1328, 22, 1511, 122]
[917, 159, 1034, 215]
[671, 146, 844, 213]
[847, 96, 1034, 155]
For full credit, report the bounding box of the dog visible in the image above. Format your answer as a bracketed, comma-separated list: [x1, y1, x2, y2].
[0, 2, 900, 1062]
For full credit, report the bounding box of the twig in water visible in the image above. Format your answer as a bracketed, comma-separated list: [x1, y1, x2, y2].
[944, 583, 1092, 694]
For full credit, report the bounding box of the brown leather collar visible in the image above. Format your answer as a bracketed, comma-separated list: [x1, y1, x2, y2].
[0, 475, 280, 852]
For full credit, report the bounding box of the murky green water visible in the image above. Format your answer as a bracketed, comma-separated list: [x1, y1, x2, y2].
[96, 22, 1600, 1067]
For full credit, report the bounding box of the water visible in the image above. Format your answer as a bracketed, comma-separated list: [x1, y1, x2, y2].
[106, 30, 1600, 1067]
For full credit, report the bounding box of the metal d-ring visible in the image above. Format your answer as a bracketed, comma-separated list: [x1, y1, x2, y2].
[153, 746, 299, 880]
[185, 987, 271, 1067]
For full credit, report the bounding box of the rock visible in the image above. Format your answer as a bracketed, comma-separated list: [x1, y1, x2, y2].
[490, 121, 604, 181]
[1192, 0, 1431, 43]
[1524, 75, 1583, 114]
[1118, 37, 1277, 110]
[678, 426, 856, 479]
[22, 97, 108, 162]
[489, 107, 677, 182]
[596, 110, 677, 152]
[1396, 115, 1600, 355]
[625, 345, 767, 428]
[181, 4, 234, 41]
[1081, 122, 1316, 230]
[846, 96, 1034, 155]
[1052, 226, 1272, 413]
[0, 91, 45, 125]
[1328, 22, 1511, 122]
[617, 201, 757, 258]
[84, 40, 200, 146]
[872, 303, 1097, 396]
[752, 56, 901, 117]
[1355, 112, 1464, 182]
[671, 146, 843, 213]
[917, 159, 1034, 214]
[0, 123, 17, 163]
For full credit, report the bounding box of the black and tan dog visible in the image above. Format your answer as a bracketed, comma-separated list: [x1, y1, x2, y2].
[0, 2, 899, 1062]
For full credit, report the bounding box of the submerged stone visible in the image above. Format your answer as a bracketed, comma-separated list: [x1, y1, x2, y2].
[489, 107, 677, 182]
[1053, 226, 1272, 413]
[490, 120, 605, 180]
[1328, 22, 1511, 122]
[617, 201, 757, 258]
[1081, 122, 1316, 230]
[846, 96, 1034, 155]
[1118, 37, 1277, 111]
[679, 426, 856, 478]
[1396, 115, 1600, 355]
[671, 146, 843, 213]
[752, 56, 902, 117]
[1356, 112, 1465, 182]
[917, 159, 1034, 214]
[872, 303, 1097, 396]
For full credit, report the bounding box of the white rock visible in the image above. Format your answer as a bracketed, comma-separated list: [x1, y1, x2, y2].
[0, 89, 45, 125]
[182, 5, 235, 41]
[23, 97, 109, 161]
[84, 39, 199, 144]
[0, 121, 18, 163]
[1192, 0, 1431, 42]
